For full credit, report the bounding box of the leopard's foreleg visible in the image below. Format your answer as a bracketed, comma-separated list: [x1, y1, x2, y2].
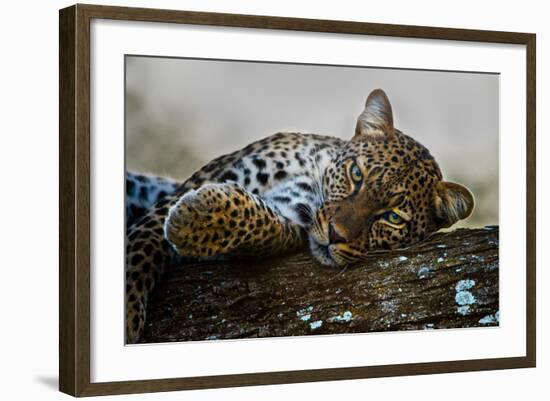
[164, 182, 306, 259]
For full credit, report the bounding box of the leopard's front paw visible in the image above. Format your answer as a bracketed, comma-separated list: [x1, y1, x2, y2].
[164, 183, 255, 258]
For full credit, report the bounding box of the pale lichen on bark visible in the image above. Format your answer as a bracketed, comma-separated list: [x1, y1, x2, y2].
[141, 227, 499, 343]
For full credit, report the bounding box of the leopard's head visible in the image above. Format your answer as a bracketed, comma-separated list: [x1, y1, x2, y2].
[309, 89, 475, 266]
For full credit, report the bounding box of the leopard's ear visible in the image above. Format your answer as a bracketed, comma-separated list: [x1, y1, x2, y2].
[434, 181, 475, 228]
[354, 89, 394, 140]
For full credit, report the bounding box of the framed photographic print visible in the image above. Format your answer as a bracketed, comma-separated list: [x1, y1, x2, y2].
[59, 4, 536, 397]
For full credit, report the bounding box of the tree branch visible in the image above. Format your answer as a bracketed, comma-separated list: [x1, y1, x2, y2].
[141, 226, 499, 343]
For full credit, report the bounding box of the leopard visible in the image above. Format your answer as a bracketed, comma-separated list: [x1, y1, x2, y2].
[125, 89, 475, 343]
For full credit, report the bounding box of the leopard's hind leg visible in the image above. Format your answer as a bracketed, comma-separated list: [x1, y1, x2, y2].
[125, 193, 179, 344]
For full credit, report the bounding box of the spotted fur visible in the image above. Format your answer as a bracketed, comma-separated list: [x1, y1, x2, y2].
[125, 89, 475, 343]
[126, 173, 179, 225]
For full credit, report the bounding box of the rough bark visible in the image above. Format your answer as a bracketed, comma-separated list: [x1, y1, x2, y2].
[140, 226, 499, 343]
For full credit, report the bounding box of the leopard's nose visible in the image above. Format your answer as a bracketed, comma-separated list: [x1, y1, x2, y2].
[328, 223, 346, 244]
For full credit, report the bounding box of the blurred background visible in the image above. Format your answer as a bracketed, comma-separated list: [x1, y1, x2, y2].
[126, 56, 499, 228]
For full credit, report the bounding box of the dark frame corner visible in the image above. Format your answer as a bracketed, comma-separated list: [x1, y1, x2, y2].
[59, 3, 536, 397]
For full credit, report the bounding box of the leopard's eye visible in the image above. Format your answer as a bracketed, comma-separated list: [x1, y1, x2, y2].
[350, 163, 363, 183]
[385, 211, 404, 225]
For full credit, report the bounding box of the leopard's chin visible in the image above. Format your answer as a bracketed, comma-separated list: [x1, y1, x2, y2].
[308, 238, 348, 267]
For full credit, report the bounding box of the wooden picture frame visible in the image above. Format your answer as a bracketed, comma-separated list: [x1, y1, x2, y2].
[59, 3, 536, 396]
